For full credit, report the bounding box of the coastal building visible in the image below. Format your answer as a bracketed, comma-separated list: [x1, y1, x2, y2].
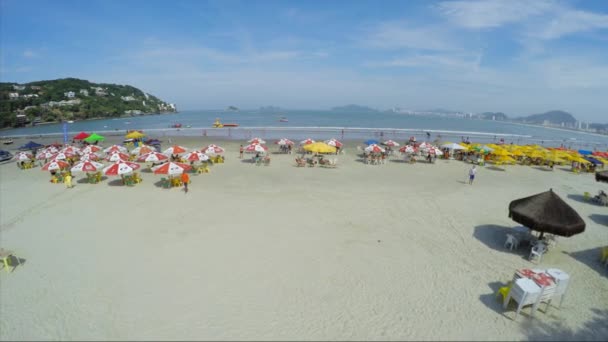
[169, 103, 176, 111]
[64, 91, 75, 98]
[42, 99, 82, 108]
[12, 85, 25, 91]
[23, 94, 39, 98]
[121, 95, 136, 101]
[142, 101, 146, 107]
[80, 89, 89, 96]
[8, 92, 19, 99]
[30, 85, 42, 90]
[91, 87, 108, 96]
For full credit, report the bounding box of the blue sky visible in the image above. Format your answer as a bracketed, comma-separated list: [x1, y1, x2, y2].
[1, 0, 607, 121]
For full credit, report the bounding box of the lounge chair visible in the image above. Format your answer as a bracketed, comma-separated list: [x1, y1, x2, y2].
[295, 158, 306, 167]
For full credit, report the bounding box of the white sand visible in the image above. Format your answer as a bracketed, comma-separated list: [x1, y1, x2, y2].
[1, 136, 607, 340]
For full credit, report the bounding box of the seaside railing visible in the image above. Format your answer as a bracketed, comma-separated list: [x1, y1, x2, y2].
[3, 126, 606, 149]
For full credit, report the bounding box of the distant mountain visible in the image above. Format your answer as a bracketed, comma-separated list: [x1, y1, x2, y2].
[479, 112, 508, 121]
[515, 110, 577, 125]
[226, 106, 239, 111]
[331, 104, 378, 112]
[0, 77, 176, 128]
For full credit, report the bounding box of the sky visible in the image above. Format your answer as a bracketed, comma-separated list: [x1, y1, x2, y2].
[1, 0, 607, 121]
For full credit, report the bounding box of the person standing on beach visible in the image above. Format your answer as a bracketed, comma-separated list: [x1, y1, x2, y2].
[181, 172, 190, 193]
[469, 166, 477, 185]
[64, 172, 73, 189]
[239, 145, 244, 159]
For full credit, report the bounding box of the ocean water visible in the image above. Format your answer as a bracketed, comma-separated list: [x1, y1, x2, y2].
[2, 110, 607, 149]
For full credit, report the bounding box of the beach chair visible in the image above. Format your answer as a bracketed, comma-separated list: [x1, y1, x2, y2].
[503, 278, 542, 320]
[496, 281, 513, 303]
[160, 177, 171, 189]
[529, 242, 547, 263]
[504, 234, 519, 251]
[583, 192, 591, 201]
[0, 249, 21, 273]
[601, 247, 608, 265]
[295, 158, 306, 167]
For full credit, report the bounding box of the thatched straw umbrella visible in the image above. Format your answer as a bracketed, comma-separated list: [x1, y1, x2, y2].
[508, 189, 585, 239]
[596, 170, 608, 183]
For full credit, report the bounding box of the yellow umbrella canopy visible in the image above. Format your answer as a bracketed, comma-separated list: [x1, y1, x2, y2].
[492, 148, 511, 157]
[125, 131, 145, 139]
[303, 142, 337, 154]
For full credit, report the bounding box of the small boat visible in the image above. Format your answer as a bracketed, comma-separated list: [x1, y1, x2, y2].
[279, 116, 288, 122]
[67, 120, 74, 123]
[2, 138, 14, 145]
[212, 118, 239, 128]
[170, 123, 182, 128]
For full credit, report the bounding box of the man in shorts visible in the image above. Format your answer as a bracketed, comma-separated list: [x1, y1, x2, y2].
[469, 165, 477, 185]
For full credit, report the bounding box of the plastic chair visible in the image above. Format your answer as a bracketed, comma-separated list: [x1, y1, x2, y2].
[529, 242, 547, 263]
[583, 192, 591, 201]
[504, 234, 519, 251]
[0, 249, 21, 273]
[496, 281, 513, 302]
[601, 246, 608, 264]
[504, 278, 542, 320]
[160, 177, 170, 189]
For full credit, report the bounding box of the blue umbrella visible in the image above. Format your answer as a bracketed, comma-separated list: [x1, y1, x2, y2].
[19, 141, 44, 150]
[584, 157, 603, 165]
[364, 139, 379, 145]
[578, 149, 593, 155]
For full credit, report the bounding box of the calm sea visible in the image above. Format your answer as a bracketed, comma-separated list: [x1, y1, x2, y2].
[2, 110, 607, 149]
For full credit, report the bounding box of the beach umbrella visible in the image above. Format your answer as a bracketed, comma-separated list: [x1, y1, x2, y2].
[596, 171, 608, 183]
[71, 160, 104, 173]
[303, 142, 337, 154]
[125, 131, 145, 139]
[163, 145, 188, 155]
[80, 153, 100, 161]
[202, 144, 225, 155]
[137, 152, 169, 163]
[83, 133, 105, 143]
[152, 162, 192, 175]
[399, 145, 417, 154]
[41, 160, 70, 171]
[73, 132, 90, 140]
[275, 138, 294, 146]
[103, 160, 140, 176]
[183, 150, 209, 162]
[13, 152, 33, 161]
[508, 189, 585, 239]
[105, 152, 130, 162]
[364, 144, 385, 153]
[418, 142, 431, 150]
[104, 145, 128, 154]
[36, 150, 55, 160]
[300, 138, 315, 145]
[81, 145, 103, 154]
[19, 141, 44, 150]
[441, 142, 466, 150]
[248, 137, 266, 144]
[578, 149, 593, 156]
[428, 147, 444, 156]
[60, 146, 81, 156]
[364, 139, 379, 146]
[382, 140, 400, 147]
[584, 157, 604, 166]
[50, 152, 69, 161]
[325, 138, 343, 148]
[130, 145, 155, 155]
[243, 143, 268, 153]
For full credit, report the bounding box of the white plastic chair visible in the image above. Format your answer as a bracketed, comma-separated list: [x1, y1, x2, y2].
[529, 242, 547, 263]
[504, 234, 519, 251]
[504, 278, 542, 320]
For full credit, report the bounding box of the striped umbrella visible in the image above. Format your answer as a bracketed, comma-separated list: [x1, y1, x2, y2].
[325, 138, 343, 148]
[71, 160, 104, 173]
[244, 143, 268, 153]
[36, 150, 55, 160]
[248, 137, 266, 144]
[183, 150, 210, 162]
[103, 160, 140, 176]
[60, 146, 81, 156]
[13, 152, 33, 161]
[202, 144, 225, 155]
[50, 152, 69, 160]
[364, 144, 385, 153]
[163, 145, 188, 155]
[300, 138, 315, 145]
[81, 145, 103, 154]
[275, 138, 294, 145]
[41, 160, 70, 171]
[80, 153, 100, 161]
[104, 145, 128, 154]
[137, 152, 169, 163]
[152, 162, 192, 175]
[130, 145, 155, 155]
[382, 140, 400, 147]
[106, 152, 130, 162]
[399, 145, 417, 154]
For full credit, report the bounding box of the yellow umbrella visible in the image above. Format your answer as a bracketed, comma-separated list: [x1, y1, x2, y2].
[125, 131, 145, 139]
[491, 148, 511, 157]
[303, 142, 337, 154]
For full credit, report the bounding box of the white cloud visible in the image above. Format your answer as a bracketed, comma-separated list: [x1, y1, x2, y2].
[436, 0, 553, 29]
[366, 52, 483, 70]
[533, 9, 608, 40]
[23, 49, 37, 58]
[360, 22, 457, 51]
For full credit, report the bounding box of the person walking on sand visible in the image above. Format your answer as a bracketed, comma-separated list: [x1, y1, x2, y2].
[469, 165, 477, 185]
[181, 172, 190, 193]
[239, 145, 244, 159]
[64, 172, 73, 189]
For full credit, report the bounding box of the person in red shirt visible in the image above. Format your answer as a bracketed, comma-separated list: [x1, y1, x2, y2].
[181, 172, 190, 193]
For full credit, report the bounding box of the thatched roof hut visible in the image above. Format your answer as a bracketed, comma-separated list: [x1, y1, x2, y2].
[508, 189, 585, 238]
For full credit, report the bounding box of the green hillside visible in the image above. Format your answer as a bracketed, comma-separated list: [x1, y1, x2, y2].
[0, 78, 176, 128]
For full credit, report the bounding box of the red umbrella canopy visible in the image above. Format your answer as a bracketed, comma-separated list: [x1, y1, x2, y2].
[41, 160, 70, 171]
[137, 152, 169, 163]
[399, 145, 417, 153]
[106, 152, 130, 162]
[325, 139, 343, 147]
[103, 160, 140, 176]
[183, 150, 209, 162]
[275, 138, 294, 145]
[244, 143, 268, 153]
[50, 152, 69, 160]
[36, 150, 55, 160]
[202, 144, 225, 155]
[71, 160, 104, 173]
[300, 138, 315, 145]
[104, 145, 128, 154]
[81, 145, 102, 154]
[80, 153, 100, 161]
[152, 162, 192, 175]
[13, 152, 33, 161]
[248, 137, 266, 144]
[163, 145, 188, 155]
[73, 132, 90, 140]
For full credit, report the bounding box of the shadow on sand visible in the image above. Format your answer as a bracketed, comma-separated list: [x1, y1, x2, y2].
[473, 224, 530, 259]
[589, 213, 608, 226]
[562, 247, 608, 279]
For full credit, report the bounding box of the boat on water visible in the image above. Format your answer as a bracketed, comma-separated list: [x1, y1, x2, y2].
[170, 123, 182, 128]
[212, 118, 239, 128]
[279, 116, 288, 122]
[67, 120, 74, 123]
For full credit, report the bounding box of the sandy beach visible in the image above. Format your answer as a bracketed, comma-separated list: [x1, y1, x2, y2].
[1, 135, 607, 341]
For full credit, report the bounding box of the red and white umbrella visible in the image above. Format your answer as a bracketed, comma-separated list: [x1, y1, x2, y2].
[130, 145, 155, 155]
[383, 140, 400, 147]
[81, 145, 102, 154]
[325, 138, 343, 148]
[244, 143, 268, 153]
[106, 152, 130, 162]
[248, 137, 266, 144]
[41, 160, 70, 171]
[163, 145, 188, 155]
[137, 152, 169, 163]
[13, 152, 33, 161]
[36, 150, 55, 160]
[80, 153, 100, 161]
[202, 144, 225, 155]
[300, 138, 315, 145]
[275, 138, 294, 145]
[104, 145, 128, 154]
[60, 146, 81, 156]
[42, 146, 59, 154]
[183, 150, 209, 162]
[364, 144, 385, 153]
[428, 147, 443, 156]
[152, 162, 192, 175]
[50, 152, 69, 160]
[418, 142, 431, 150]
[399, 145, 417, 154]
[71, 160, 104, 173]
[103, 160, 140, 176]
